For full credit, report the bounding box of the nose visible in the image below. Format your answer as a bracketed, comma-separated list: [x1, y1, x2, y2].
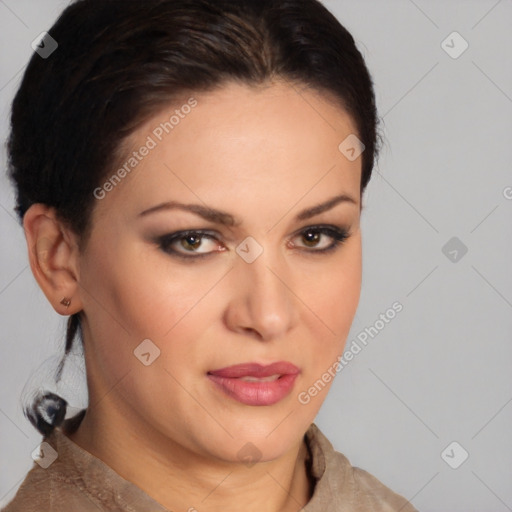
[223, 250, 299, 341]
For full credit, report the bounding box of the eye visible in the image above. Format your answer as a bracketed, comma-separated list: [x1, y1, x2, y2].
[155, 225, 350, 261]
[290, 225, 350, 253]
[156, 230, 225, 259]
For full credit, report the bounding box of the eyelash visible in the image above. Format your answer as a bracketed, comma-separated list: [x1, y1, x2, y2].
[155, 225, 351, 261]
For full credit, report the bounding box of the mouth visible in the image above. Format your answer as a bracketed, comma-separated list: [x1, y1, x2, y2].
[207, 361, 300, 406]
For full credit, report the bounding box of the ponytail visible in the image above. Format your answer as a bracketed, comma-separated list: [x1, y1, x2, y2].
[23, 313, 82, 436]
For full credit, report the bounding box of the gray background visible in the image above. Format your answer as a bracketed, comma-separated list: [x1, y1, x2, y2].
[1, 0, 511, 510]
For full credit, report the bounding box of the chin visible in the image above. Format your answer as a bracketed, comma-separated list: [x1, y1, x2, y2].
[198, 414, 309, 463]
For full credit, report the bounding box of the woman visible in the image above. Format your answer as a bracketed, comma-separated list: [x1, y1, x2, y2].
[3, 0, 418, 510]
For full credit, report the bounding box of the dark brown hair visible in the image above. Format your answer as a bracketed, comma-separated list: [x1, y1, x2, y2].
[7, 0, 381, 436]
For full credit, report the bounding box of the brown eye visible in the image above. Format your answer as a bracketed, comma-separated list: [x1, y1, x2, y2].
[180, 234, 203, 251]
[291, 226, 350, 253]
[157, 230, 224, 258]
[301, 230, 322, 248]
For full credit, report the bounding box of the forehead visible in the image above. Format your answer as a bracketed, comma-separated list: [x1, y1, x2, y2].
[92, 80, 362, 224]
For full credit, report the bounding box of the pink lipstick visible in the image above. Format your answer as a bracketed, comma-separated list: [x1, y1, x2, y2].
[207, 361, 300, 406]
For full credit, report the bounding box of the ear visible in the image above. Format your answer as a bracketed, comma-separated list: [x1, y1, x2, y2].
[23, 203, 84, 316]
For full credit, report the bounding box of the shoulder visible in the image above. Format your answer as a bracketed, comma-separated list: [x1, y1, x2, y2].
[350, 462, 419, 511]
[305, 423, 419, 512]
[1, 463, 48, 512]
[1, 432, 102, 512]
[2, 415, 170, 512]
[1, 464, 99, 512]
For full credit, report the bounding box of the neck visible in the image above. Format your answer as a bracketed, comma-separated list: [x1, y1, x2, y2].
[67, 404, 314, 512]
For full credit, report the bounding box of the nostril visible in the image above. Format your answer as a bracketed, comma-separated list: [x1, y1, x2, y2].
[243, 327, 260, 338]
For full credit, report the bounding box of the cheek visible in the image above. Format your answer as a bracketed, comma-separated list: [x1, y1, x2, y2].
[306, 234, 362, 329]
[302, 235, 362, 369]
[83, 237, 226, 340]
[295, 244, 361, 412]
[78, 243, 218, 404]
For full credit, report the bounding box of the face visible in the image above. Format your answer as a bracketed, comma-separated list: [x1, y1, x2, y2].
[77, 80, 362, 463]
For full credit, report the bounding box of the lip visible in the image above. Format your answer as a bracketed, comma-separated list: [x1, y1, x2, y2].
[207, 361, 300, 406]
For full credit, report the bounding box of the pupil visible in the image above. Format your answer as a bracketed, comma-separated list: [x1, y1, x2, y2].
[183, 235, 201, 249]
[304, 231, 319, 246]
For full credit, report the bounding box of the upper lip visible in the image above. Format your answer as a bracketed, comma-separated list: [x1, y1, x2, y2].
[207, 361, 300, 378]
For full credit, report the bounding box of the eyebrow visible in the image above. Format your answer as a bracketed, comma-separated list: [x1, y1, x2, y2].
[137, 193, 358, 227]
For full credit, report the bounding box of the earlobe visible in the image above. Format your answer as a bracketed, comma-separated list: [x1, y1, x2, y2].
[23, 204, 83, 316]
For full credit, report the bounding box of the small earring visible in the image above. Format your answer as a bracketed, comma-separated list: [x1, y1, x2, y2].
[60, 297, 71, 308]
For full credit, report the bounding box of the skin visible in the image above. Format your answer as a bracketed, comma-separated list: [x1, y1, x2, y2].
[24, 79, 363, 512]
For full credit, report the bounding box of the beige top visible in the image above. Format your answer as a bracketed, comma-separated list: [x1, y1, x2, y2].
[2, 414, 418, 511]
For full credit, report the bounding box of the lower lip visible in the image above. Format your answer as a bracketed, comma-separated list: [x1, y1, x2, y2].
[207, 373, 299, 406]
